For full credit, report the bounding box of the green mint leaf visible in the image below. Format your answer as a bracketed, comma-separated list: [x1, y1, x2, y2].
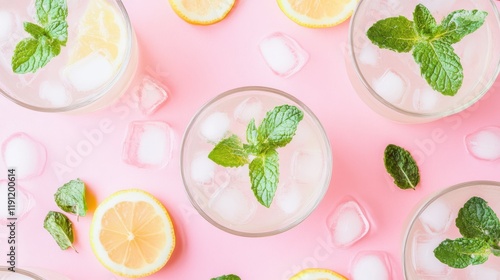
[46, 20, 68, 45]
[434, 237, 490, 268]
[366, 16, 419, 53]
[43, 211, 77, 252]
[211, 275, 241, 280]
[384, 144, 420, 190]
[413, 4, 437, 37]
[412, 40, 463, 96]
[209, 135, 249, 167]
[12, 37, 54, 74]
[456, 196, 500, 244]
[36, 0, 68, 26]
[436, 10, 488, 44]
[23, 22, 47, 39]
[257, 105, 303, 148]
[54, 178, 88, 218]
[246, 119, 258, 145]
[249, 150, 279, 208]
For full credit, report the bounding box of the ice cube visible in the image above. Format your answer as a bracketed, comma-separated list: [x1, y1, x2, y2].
[122, 121, 174, 169]
[209, 187, 256, 225]
[418, 199, 452, 234]
[327, 199, 370, 248]
[373, 70, 406, 104]
[39, 80, 71, 107]
[465, 126, 500, 161]
[413, 88, 439, 112]
[0, 181, 35, 224]
[468, 266, 500, 280]
[351, 251, 392, 280]
[1, 133, 46, 179]
[234, 97, 263, 123]
[291, 150, 323, 184]
[358, 43, 379, 66]
[275, 182, 302, 214]
[413, 234, 451, 277]
[135, 75, 169, 115]
[259, 32, 309, 78]
[63, 52, 114, 92]
[191, 153, 216, 184]
[200, 112, 230, 143]
[0, 11, 15, 44]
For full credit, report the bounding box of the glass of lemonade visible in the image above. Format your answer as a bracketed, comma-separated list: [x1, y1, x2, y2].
[180, 86, 332, 237]
[403, 181, 500, 279]
[347, 0, 500, 123]
[0, 0, 138, 112]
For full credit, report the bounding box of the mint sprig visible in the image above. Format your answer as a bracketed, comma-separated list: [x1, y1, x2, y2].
[384, 144, 420, 190]
[12, 0, 68, 74]
[367, 4, 487, 96]
[208, 105, 303, 208]
[434, 197, 500, 268]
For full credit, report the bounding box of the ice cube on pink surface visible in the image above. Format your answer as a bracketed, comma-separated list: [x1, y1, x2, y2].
[122, 121, 174, 169]
[326, 199, 370, 248]
[259, 32, 309, 78]
[1, 133, 47, 179]
[465, 126, 500, 161]
[0, 181, 35, 224]
[135, 75, 169, 115]
[350, 251, 393, 280]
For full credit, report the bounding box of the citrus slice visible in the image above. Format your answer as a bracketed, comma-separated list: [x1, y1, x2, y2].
[168, 0, 236, 25]
[69, 0, 127, 67]
[90, 189, 175, 278]
[290, 268, 348, 280]
[277, 0, 359, 28]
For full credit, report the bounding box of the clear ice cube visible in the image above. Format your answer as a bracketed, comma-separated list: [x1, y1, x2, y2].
[233, 97, 263, 124]
[122, 121, 174, 169]
[351, 251, 392, 280]
[468, 266, 500, 280]
[275, 182, 302, 214]
[191, 152, 216, 184]
[1, 133, 46, 179]
[0, 11, 15, 44]
[0, 181, 35, 224]
[200, 112, 230, 143]
[39, 80, 71, 107]
[358, 43, 379, 66]
[291, 150, 323, 184]
[327, 199, 370, 248]
[135, 75, 169, 115]
[418, 199, 452, 234]
[413, 234, 451, 277]
[413, 88, 439, 112]
[209, 186, 256, 225]
[465, 126, 500, 161]
[373, 70, 406, 104]
[259, 32, 309, 78]
[63, 52, 114, 92]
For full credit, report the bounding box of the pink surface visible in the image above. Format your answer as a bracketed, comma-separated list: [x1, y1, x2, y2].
[2, 1, 500, 279]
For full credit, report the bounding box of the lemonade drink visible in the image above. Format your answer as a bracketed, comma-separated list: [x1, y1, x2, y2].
[403, 181, 500, 279]
[0, 0, 137, 112]
[181, 87, 332, 236]
[347, 0, 500, 123]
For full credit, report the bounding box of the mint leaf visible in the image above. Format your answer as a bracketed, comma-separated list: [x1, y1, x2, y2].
[46, 20, 68, 45]
[36, 0, 68, 26]
[249, 150, 279, 208]
[12, 37, 53, 74]
[412, 40, 463, 96]
[436, 10, 488, 44]
[54, 178, 87, 218]
[366, 16, 419, 53]
[209, 135, 249, 167]
[434, 238, 491, 268]
[246, 119, 258, 145]
[456, 196, 500, 244]
[211, 275, 241, 280]
[413, 4, 437, 37]
[43, 211, 77, 252]
[23, 22, 47, 39]
[257, 105, 303, 148]
[384, 144, 420, 190]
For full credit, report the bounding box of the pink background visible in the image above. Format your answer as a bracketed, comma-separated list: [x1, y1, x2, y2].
[2, 0, 500, 279]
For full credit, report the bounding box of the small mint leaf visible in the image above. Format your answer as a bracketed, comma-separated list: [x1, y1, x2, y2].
[211, 275, 241, 280]
[23, 22, 47, 39]
[54, 178, 87, 218]
[434, 237, 490, 268]
[12, 37, 53, 74]
[246, 119, 258, 145]
[43, 211, 76, 251]
[257, 105, 303, 148]
[413, 4, 437, 37]
[456, 196, 500, 244]
[249, 150, 279, 208]
[46, 20, 68, 45]
[36, 0, 68, 26]
[412, 40, 462, 96]
[208, 135, 249, 167]
[384, 144, 420, 190]
[436, 10, 488, 44]
[366, 16, 419, 53]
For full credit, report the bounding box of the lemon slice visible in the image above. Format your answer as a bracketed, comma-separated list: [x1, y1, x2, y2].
[277, 0, 359, 28]
[168, 0, 236, 25]
[290, 268, 348, 280]
[69, 0, 127, 68]
[90, 189, 175, 278]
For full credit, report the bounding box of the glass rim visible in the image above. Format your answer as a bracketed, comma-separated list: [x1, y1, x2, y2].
[180, 86, 333, 237]
[348, 0, 500, 119]
[0, 266, 45, 280]
[0, 0, 134, 113]
[401, 180, 500, 278]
